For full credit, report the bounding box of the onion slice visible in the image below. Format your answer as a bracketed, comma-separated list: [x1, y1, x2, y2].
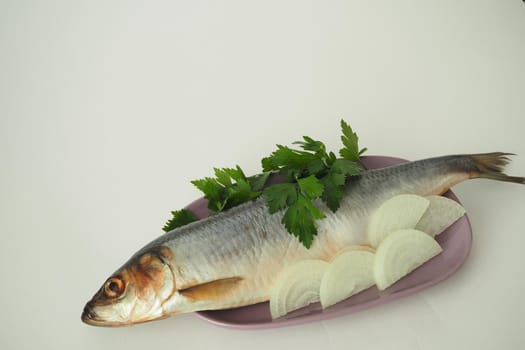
[368, 194, 430, 247]
[320, 249, 375, 309]
[269, 259, 329, 319]
[416, 195, 466, 237]
[374, 229, 442, 290]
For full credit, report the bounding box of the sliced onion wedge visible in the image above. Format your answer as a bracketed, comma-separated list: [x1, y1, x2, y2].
[368, 194, 430, 247]
[416, 195, 466, 237]
[374, 229, 442, 290]
[320, 249, 375, 309]
[269, 259, 329, 319]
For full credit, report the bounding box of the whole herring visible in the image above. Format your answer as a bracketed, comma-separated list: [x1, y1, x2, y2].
[81, 153, 524, 326]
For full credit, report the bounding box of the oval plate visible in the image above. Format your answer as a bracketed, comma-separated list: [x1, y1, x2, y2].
[189, 156, 473, 329]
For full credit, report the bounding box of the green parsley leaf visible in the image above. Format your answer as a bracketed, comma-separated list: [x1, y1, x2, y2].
[214, 166, 245, 187]
[297, 175, 324, 199]
[213, 168, 233, 187]
[294, 136, 326, 155]
[320, 171, 346, 212]
[191, 177, 225, 211]
[281, 195, 325, 248]
[263, 183, 298, 214]
[331, 158, 363, 176]
[191, 165, 264, 212]
[261, 145, 318, 180]
[247, 172, 271, 192]
[319, 159, 363, 212]
[263, 175, 325, 247]
[340, 119, 367, 161]
[163, 209, 198, 232]
[306, 158, 327, 176]
[223, 177, 259, 208]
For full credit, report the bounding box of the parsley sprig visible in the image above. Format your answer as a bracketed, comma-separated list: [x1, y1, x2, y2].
[260, 120, 366, 247]
[162, 168, 270, 231]
[163, 120, 366, 249]
[191, 166, 269, 212]
[162, 209, 198, 232]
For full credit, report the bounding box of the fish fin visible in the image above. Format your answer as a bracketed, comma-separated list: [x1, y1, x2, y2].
[469, 153, 525, 184]
[179, 277, 243, 301]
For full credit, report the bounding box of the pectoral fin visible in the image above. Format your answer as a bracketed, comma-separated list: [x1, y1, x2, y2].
[179, 277, 244, 301]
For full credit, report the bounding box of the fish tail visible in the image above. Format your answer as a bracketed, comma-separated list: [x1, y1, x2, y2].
[464, 152, 525, 184]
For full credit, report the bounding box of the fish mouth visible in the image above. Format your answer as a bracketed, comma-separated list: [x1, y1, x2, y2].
[81, 305, 127, 327]
[81, 303, 168, 327]
[81, 302, 142, 327]
[81, 304, 99, 325]
[81, 304, 118, 327]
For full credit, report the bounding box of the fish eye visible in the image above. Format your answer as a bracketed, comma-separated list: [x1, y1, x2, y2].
[104, 276, 125, 298]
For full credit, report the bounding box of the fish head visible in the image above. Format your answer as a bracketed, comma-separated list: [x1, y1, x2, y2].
[81, 246, 175, 327]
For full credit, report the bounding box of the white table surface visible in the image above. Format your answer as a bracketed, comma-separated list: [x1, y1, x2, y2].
[1, 1, 524, 349]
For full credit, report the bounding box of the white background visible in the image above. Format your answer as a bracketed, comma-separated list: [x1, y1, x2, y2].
[1, 1, 524, 349]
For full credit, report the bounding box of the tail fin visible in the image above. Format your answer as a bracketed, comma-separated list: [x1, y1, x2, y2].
[469, 152, 525, 184]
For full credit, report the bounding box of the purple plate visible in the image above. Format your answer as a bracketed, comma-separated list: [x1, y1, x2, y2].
[188, 156, 472, 329]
